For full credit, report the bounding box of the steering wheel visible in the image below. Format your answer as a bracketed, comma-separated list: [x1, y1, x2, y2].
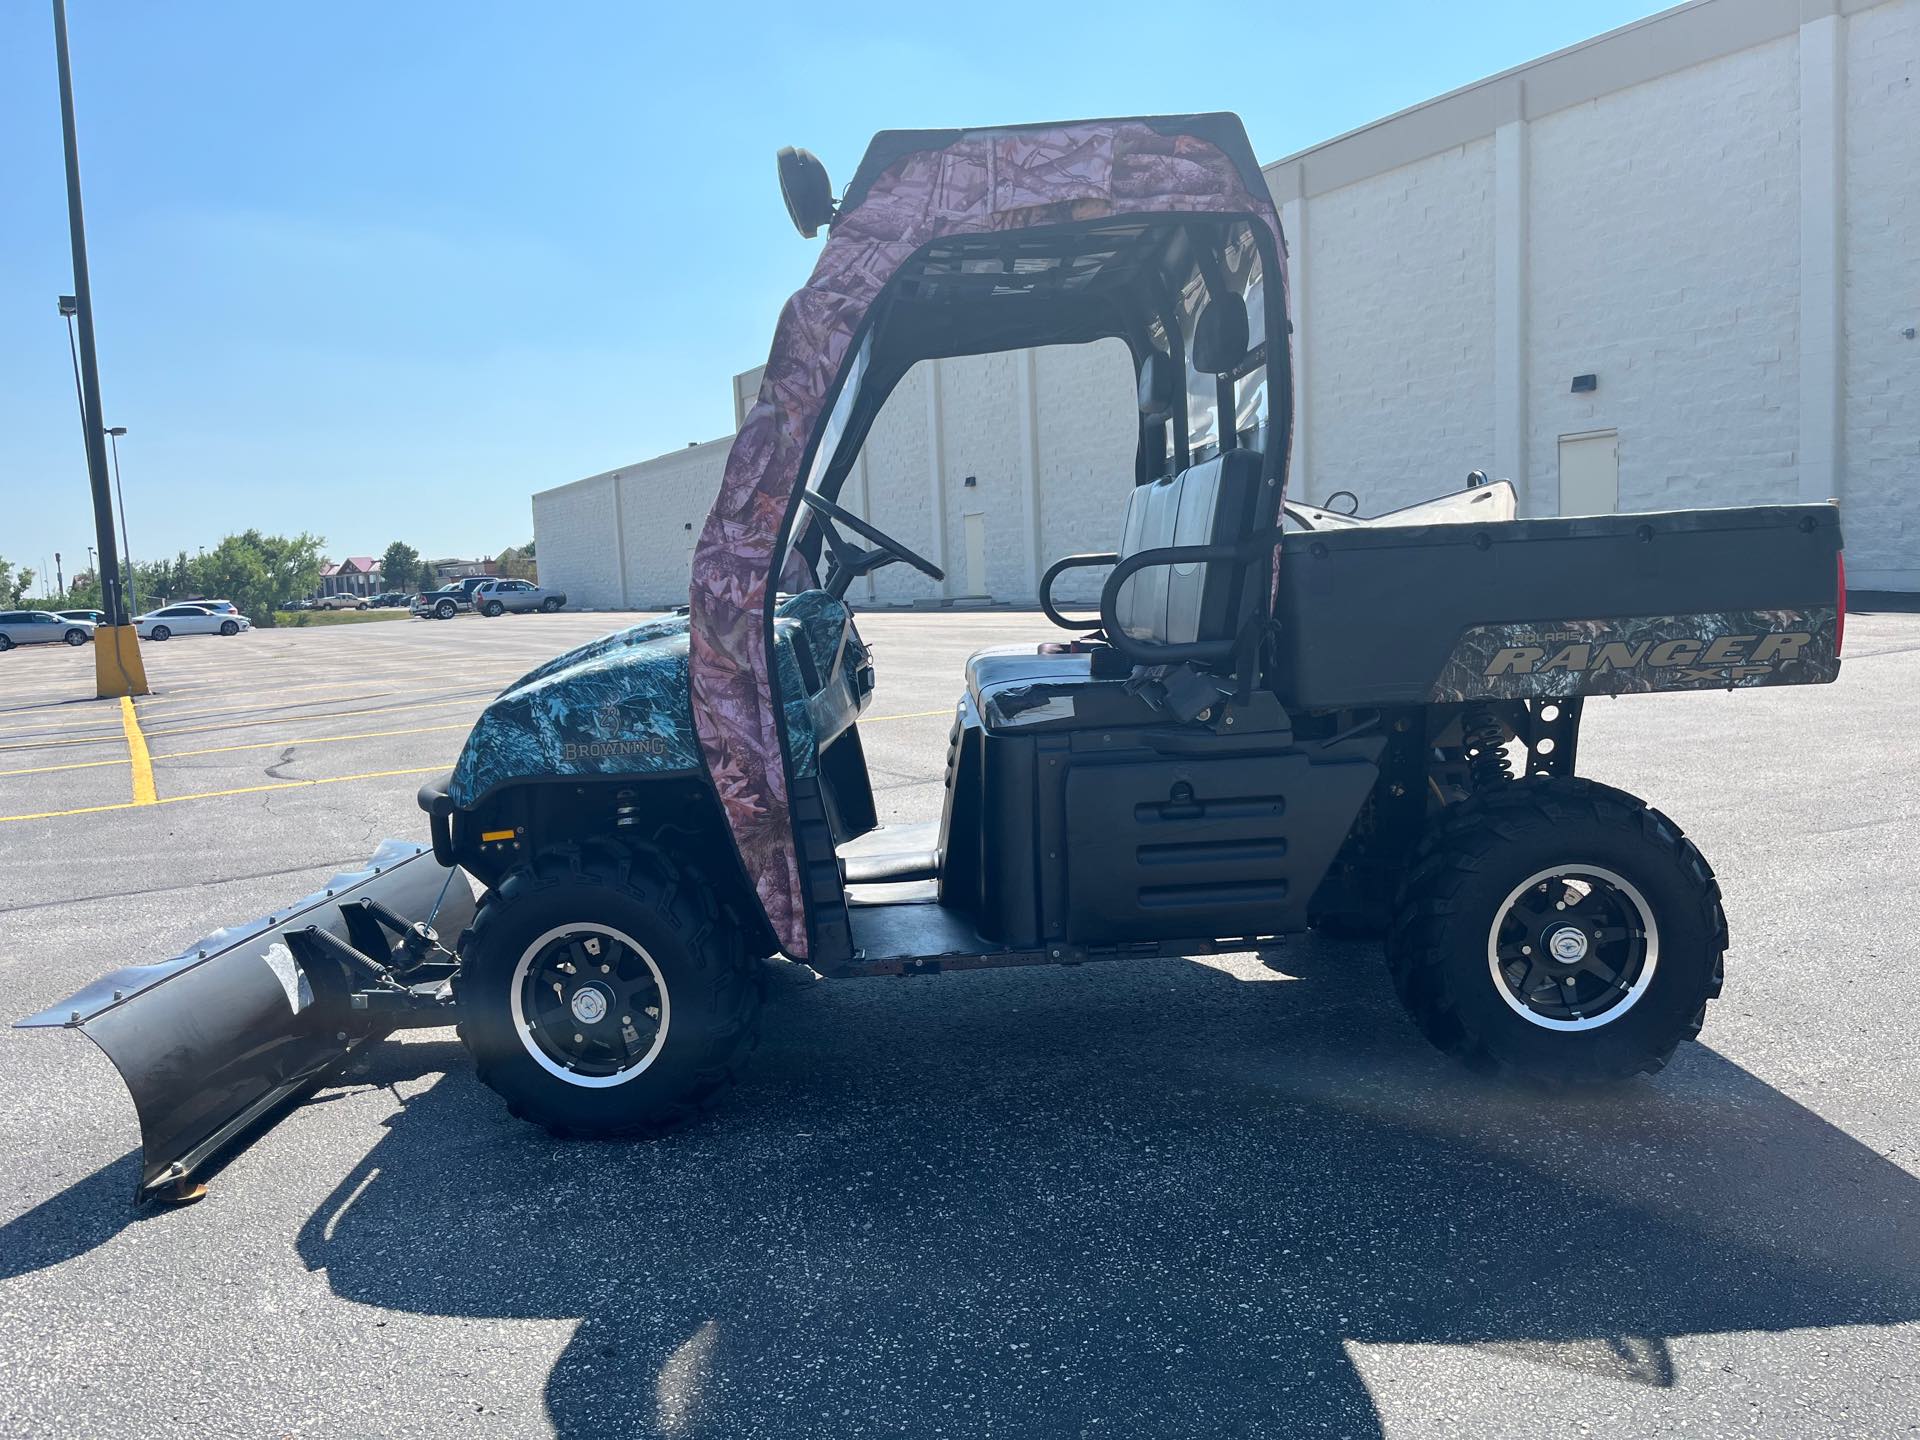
[798, 489, 944, 595]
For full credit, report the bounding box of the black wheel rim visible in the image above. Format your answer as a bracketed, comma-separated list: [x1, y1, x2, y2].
[510, 925, 669, 1085]
[1487, 865, 1659, 1032]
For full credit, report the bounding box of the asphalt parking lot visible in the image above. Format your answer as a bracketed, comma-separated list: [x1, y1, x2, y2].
[2, 607, 1917, 1438]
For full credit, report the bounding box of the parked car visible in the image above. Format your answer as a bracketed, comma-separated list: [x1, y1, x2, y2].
[0, 610, 94, 650]
[367, 592, 406, 608]
[135, 604, 251, 640]
[313, 593, 369, 611]
[412, 588, 471, 620]
[181, 598, 239, 614]
[57, 608, 108, 625]
[472, 579, 567, 616]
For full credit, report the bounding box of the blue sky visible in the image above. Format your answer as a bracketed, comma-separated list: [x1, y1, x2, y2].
[0, 1, 1665, 577]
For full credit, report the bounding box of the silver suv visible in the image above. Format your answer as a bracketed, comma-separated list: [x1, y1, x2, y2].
[471, 579, 567, 616]
[0, 610, 95, 650]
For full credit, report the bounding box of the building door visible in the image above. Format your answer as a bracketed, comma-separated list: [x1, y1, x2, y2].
[1558, 431, 1619, 516]
[962, 512, 987, 597]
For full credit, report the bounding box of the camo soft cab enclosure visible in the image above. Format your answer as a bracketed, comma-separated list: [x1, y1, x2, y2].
[688, 117, 1288, 957]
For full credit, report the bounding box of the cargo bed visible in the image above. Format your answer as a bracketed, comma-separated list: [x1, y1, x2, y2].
[1275, 502, 1843, 709]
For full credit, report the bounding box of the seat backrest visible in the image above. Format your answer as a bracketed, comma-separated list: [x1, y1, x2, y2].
[1113, 448, 1263, 649]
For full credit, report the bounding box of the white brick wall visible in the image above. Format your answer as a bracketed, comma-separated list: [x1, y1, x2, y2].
[615, 443, 725, 606]
[532, 441, 726, 610]
[531, 475, 622, 609]
[1306, 138, 1497, 513]
[858, 363, 942, 604]
[1843, 0, 1920, 587]
[1035, 341, 1136, 603]
[1527, 36, 1802, 516]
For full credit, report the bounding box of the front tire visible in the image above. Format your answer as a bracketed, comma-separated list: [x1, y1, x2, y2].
[541, 597, 563, 612]
[65, 629, 88, 646]
[219, 620, 239, 636]
[1387, 777, 1726, 1085]
[456, 846, 763, 1137]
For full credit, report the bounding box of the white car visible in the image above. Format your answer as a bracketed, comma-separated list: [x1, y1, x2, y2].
[136, 604, 252, 640]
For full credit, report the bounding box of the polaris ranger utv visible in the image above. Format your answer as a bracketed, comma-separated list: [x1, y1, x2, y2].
[21, 114, 1844, 1201]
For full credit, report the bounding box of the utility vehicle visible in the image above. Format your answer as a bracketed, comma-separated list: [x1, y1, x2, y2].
[20, 114, 1844, 1201]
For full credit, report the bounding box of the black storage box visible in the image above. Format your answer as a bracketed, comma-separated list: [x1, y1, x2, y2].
[1274, 504, 1844, 709]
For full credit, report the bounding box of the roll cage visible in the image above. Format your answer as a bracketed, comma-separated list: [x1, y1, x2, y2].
[783, 212, 1292, 637]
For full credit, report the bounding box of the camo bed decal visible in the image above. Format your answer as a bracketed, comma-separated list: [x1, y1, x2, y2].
[688, 120, 1289, 957]
[1430, 608, 1840, 702]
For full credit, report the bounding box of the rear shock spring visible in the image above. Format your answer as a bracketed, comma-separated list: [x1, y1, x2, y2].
[1462, 705, 1514, 788]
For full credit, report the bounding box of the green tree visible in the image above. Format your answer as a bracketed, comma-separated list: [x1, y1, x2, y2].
[186, 531, 324, 627]
[0, 563, 37, 605]
[131, 559, 175, 606]
[67, 571, 104, 609]
[380, 541, 421, 593]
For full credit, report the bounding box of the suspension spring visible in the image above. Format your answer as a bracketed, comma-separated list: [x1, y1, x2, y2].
[1462, 705, 1514, 788]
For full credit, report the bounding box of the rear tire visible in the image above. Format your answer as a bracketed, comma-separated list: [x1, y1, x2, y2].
[435, 599, 457, 619]
[482, 600, 504, 617]
[1387, 777, 1726, 1085]
[455, 846, 763, 1138]
[0, 634, 13, 651]
[151, 625, 170, 641]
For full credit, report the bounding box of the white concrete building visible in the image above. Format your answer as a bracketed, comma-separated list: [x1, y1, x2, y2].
[535, 0, 1919, 605]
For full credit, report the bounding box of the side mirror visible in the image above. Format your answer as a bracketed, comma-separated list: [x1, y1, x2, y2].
[777, 147, 835, 239]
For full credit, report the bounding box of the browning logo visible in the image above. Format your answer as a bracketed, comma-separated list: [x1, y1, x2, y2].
[558, 697, 673, 762]
[1431, 609, 1840, 701]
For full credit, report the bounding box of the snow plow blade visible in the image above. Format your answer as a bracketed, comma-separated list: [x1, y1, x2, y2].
[16, 840, 475, 1203]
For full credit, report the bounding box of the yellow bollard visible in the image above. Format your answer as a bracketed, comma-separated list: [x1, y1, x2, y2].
[93, 624, 150, 698]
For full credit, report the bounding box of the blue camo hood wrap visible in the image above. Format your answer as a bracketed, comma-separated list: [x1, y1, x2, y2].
[448, 600, 834, 811]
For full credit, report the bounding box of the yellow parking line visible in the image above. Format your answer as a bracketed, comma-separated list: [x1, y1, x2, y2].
[0, 711, 130, 740]
[0, 764, 447, 825]
[0, 756, 130, 779]
[138, 669, 527, 705]
[119, 696, 157, 805]
[153, 721, 470, 761]
[138, 693, 491, 743]
[0, 694, 491, 755]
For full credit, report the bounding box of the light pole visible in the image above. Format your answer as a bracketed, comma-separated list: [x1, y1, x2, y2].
[50, 0, 145, 694]
[105, 425, 134, 612]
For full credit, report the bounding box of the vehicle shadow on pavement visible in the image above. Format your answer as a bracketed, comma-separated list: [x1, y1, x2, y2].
[9, 943, 1919, 1437]
[294, 944, 1920, 1438]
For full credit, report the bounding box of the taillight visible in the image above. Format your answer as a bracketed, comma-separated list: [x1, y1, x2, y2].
[1836, 552, 1846, 657]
